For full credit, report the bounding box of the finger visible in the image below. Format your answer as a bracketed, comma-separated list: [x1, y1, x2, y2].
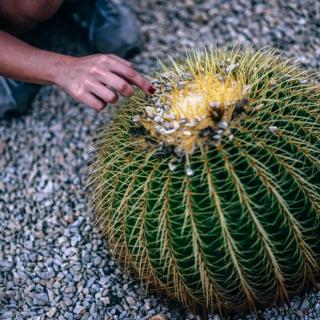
[79, 93, 106, 110]
[107, 63, 154, 94]
[87, 81, 119, 104]
[100, 72, 135, 97]
[108, 54, 133, 67]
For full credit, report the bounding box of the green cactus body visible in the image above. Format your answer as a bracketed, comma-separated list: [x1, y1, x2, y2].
[90, 48, 320, 314]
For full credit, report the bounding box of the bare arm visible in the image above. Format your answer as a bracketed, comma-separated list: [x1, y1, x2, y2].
[0, 30, 155, 109]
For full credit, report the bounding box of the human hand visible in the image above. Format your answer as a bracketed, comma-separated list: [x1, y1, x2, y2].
[54, 54, 155, 110]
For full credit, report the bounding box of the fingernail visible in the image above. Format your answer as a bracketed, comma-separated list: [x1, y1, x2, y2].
[148, 86, 156, 94]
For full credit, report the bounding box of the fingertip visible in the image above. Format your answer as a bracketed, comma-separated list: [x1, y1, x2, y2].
[97, 103, 107, 110]
[147, 85, 156, 95]
[109, 94, 119, 104]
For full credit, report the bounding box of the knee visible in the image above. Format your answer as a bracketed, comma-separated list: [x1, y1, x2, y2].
[0, 0, 64, 34]
[24, 0, 64, 22]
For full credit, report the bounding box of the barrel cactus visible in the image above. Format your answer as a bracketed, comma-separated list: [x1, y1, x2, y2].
[90, 47, 320, 315]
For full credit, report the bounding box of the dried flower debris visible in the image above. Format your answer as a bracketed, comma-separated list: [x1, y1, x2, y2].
[129, 66, 253, 171]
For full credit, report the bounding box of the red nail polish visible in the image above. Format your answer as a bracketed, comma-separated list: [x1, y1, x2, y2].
[148, 86, 156, 94]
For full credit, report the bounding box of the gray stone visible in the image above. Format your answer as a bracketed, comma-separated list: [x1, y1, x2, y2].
[33, 292, 50, 306]
[46, 307, 57, 318]
[74, 305, 86, 315]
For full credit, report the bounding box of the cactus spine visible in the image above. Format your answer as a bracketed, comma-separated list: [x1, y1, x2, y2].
[90, 47, 320, 314]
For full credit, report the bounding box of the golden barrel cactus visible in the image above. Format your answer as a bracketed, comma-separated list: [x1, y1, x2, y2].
[90, 48, 320, 315]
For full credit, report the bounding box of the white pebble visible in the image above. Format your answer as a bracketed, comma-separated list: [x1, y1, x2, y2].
[145, 106, 155, 118]
[268, 126, 278, 134]
[155, 125, 165, 134]
[253, 104, 264, 111]
[172, 121, 180, 129]
[156, 107, 164, 115]
[164, 128, 177, 134]
[168, 162, 177, 171]
[162, 121, 171, 129]
[155, 99, 162, 108]
[226, 63, 239, 73]
[154, 115, 162, 123]
[132, 115, 140, 122]
[162, 104, 170, 112]
[218, 121, 228, 129]
[186, 168, 194, 176]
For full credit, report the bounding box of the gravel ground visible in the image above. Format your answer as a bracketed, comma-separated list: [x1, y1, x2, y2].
[1, 0, 320, 319]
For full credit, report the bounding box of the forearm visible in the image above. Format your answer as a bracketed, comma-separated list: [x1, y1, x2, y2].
[0, 30, 154, 111]
[0, 30, 73, 84]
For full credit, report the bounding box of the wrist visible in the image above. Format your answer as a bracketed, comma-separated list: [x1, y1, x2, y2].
[46, 53, 77, 86]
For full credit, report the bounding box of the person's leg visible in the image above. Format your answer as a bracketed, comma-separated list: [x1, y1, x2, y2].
[0, 0, 64, 119]
[65, 0, 142, 59]
[0, 77, 40, 119]
[0, 0, 64, 34]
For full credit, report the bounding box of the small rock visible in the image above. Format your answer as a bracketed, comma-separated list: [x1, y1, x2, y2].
[33, 292, 50, 306]
[186, 168, 194, 176]
[101, 297, 110, 305]
[46, 307, 57, 318]
[268, 125, 278, 135]
[126, 296, 135, 306]
[74, 305, 86, 315]
[226, 63, 239, 73]
[132, 115, 140, 123]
